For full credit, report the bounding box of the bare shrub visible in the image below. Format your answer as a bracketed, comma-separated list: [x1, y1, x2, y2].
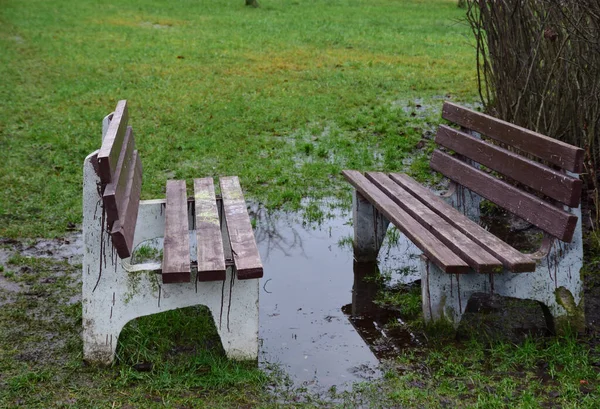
[465, 0, 600, 225]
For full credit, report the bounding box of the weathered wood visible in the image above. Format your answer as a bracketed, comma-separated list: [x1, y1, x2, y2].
[98, 100, 129, 184]
[111, 151, 142, 258]
[389, 173, 536, 272]
[194, 178, 226, 281]
[103, 126, 136, 227]
[162, 180, 192, 284]
[342, 170, 470, 273]
[366, 172, 503, 273]
[435, 125, 582, 207]
[442, 101, 584, 173]
[220, 176, 263, 279]
[430, 150, 578, 242]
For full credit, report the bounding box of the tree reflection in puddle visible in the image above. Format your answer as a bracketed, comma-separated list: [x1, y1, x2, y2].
[254, 204, 421, 393]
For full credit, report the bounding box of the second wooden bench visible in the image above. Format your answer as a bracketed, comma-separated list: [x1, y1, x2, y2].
[344, 102, 584, 329]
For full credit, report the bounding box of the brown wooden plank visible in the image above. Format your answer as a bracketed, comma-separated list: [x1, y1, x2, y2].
[342, 170, 470, 273]
[430, 150, 578, 242]
[366, 172, 503, 273]
[442, 102, 584, 173]
[111, 151, 142, 258]
[98, 100, 129, 184]
[220, 176, 263, 279]
[103, 126, 136, 227]
[162, 180, 191, 284]
[194, 178, 226, 281]
[389, 173, 536, 272]
[435, 125, 582, 207]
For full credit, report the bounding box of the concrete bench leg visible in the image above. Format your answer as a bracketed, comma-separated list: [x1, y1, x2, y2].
[352, 191, 390, 262]
[421, 187, 584, 330]
[82, 152, 259, 365]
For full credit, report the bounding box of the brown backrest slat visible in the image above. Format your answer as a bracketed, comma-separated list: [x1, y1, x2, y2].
[342, 170, 470, 274]
[220, 176, 263, 279]
[162, 180, 191, 284]
[436, 125, 582, 207]
[366, 172, 503, 273]
[103, 126, 136, 227]
[442, 102, 584, 173]
[111, 151, 143, 258]
[430, 150, 578, 242]
[389, 173, 535, 272]
[194, 178, 226, 281]
[98, 100, 129, 183]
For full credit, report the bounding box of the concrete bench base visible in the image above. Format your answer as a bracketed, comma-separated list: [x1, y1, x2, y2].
[352, 183, 584, 330]
[82, 153, 260, 365]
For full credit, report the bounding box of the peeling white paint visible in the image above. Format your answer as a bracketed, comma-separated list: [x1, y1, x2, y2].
[421, 186, 583, 328]
[82, 151, 260, 365]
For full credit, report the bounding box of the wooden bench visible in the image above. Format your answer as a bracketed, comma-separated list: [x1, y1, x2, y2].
[344, 102, 585, 328]
[82, 100, 263, 365]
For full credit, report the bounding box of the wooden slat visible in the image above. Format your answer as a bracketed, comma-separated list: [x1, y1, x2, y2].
[162, 180, 191, 284]
[111, 151, 142, 258]
[342, 170, 470, 274]
[98, 100, 129, 184]
[430, 150, 578, 242]
[220, 176, 263, 279]
[194, 178, 226, 281]
[103, 126, 136, 226]
[366, 172, 502, 273]
[442, 102, 584, 173]
[389, 173, 536, 272]
[436, 125, 582, 207]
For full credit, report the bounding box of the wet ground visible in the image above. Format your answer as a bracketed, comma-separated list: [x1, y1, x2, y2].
[0, 235, 83, 305]
[253, 206, 422, 392]
[0, 208, 422, 393]
[0, 202, 551, 393]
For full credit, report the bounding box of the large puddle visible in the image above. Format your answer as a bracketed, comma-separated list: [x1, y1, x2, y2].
[0, 208, 422, 392]
[254, 206, 421, 392]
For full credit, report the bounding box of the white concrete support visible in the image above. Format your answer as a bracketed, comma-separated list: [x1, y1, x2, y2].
[352, 191, 390, 262]
[421, 187, 584, 329]
[442, 182, 483, 224]
[82, 152, 259, 365]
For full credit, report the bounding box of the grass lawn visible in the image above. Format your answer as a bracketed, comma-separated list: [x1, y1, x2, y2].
[2, 0, 599, 407]
[0, 0, 476, 238]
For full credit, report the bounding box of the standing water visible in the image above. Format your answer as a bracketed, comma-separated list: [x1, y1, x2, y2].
[254, 206, 421, 392]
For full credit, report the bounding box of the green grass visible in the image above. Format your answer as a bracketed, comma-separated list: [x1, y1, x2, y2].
[0, 254, 273, 408]
[0, 0, 477, 238]
[5, 1, 596, 407]
[341, 332, 600, 408]
[1, 250, 599, 406]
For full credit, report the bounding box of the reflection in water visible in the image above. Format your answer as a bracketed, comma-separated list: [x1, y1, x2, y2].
[342, 262, 421, 360]
[255, 205, 421, 392]
[479, 205, 544, 253]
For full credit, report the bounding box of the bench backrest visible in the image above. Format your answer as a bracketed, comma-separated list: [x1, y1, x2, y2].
[433, 102, 584, 243]
[97, 100, 143, 258]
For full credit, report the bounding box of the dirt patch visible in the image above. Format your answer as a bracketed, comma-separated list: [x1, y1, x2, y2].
[0, 233, 83, 263]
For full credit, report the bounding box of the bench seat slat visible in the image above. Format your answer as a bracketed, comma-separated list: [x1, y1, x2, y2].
[389, 173, 536, 272]
[103, 126, 136, 227]
[220, 176, 263, 279]
[436, 125, 582, 207]
[366, 172, 503, 273]
[162, 180, 191, 284]
[342, 170, 470, 274]
[111, 151, 142, 258]
[194, 178, 226, 281]
[442, 102, 584, 173]
[98, 100, 129, 184]
[430, 150, 578, 242]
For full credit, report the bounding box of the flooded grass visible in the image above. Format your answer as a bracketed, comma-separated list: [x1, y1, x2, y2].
[1, 0, 599, 406]
[0, 0, 477, 238]
[0, 208, 599, 407]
